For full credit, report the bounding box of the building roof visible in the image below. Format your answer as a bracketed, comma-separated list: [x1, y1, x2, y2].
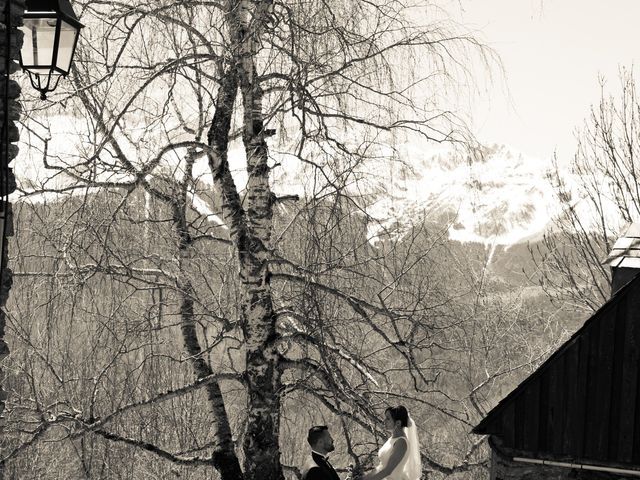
[473, 272, 640, 467]
[603, 222, 640, 268]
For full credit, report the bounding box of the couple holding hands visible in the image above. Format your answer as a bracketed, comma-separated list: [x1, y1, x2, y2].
[302, 406, 422, 480]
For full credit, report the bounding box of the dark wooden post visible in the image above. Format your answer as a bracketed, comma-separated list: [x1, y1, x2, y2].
[0, 0, 23, 474]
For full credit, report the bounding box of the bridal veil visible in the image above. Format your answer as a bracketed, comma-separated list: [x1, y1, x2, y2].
[404, 416, 422, 479]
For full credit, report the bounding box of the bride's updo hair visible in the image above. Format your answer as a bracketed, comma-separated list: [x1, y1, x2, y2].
[386, 405, 409, 427]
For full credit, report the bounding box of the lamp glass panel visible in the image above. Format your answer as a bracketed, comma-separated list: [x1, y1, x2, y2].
[18, 22, 34, 65]
[55, 20, 79, 73]
[20, 17, 57, 67]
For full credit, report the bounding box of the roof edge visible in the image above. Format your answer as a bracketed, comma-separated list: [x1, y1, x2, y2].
[472, 271, 640, 435]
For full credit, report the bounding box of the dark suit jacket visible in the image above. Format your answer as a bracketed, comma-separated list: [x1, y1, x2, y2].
[302, 452, 340, 480]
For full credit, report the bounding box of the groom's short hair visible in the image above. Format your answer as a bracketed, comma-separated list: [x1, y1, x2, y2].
[307, 425, 328, 446]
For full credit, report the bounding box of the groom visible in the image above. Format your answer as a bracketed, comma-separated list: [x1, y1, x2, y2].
[302, 425, 341, 480]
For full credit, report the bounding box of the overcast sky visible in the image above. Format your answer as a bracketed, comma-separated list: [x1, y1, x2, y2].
[456, 0, 640, 161]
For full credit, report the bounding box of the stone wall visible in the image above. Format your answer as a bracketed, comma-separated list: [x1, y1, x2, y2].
[490, 437, 640, 480]
[0, 0, 23, 474]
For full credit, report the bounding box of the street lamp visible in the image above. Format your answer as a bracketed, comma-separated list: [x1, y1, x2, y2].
[18, 0, 83, 99]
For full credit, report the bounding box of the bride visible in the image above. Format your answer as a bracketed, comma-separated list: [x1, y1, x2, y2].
[359, 406, 422, 480]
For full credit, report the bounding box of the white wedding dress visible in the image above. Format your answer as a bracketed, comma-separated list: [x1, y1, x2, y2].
[373, 418, 422, 480]
[375, 437, 410, 480]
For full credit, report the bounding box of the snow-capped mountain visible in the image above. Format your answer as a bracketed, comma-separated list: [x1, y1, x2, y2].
[348, 141, 629, 249]
[361, 142, 560, 246]
[264, 140, 562, 247]
[13, 114, 596, 249]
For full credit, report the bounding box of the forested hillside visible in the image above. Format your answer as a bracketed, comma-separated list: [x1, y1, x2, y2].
[2, 188, 573, 479]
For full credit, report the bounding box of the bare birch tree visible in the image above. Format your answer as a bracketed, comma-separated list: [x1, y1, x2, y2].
[1, 1, 511, 479]
[532, 69, 640, 312]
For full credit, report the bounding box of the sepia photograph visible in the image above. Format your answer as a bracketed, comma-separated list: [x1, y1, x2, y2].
[0, 0, 639, 479]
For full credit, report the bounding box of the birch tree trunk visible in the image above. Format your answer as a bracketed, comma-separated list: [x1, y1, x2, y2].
[174, 202, 243, 478]
[235, 2, 283, 477]
[204, 1, 283, 477]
